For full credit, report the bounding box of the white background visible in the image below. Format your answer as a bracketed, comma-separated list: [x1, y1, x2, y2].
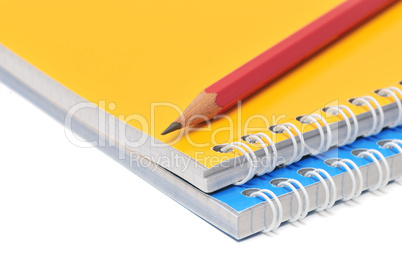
[1, 82, 401, 267]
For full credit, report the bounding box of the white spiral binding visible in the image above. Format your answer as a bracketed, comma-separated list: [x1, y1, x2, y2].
[324, 105, 359, 145]
[331, 159, 364, 200]
[250, 189, 283, 232]
[243, 133, 278, 175]
[278, 179, 310, 222]
[376, 87, 402, 128]
[357, 149, 390, 191]
[212, 142, 258, 185]
[271, 123, 306, 165]
[383, 139, 402, 154]
[304, 169, 337, 211]
[249, 179, 310, 232]
[330, 159, 363, 200]
[248, 140, 399, 234]
[381, 139, 402, 182]
[299, 114, 332, 154]
[212, 84, 401, 186]
[351, 96, 385, 136]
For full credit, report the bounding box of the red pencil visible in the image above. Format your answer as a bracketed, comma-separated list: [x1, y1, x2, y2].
[162, 0, 398, 135]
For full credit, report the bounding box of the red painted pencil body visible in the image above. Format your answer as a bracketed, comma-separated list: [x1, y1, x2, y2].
[162, 0, 398, 135]
[205, 0, 398, 114]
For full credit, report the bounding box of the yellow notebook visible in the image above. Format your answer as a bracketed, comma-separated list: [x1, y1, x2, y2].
[1, 0, 402, 192]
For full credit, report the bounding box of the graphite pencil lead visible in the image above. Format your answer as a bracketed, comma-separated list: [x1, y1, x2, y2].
[161, 122, 183, 135]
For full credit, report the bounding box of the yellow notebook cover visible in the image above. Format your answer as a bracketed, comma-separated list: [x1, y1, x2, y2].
[1, 0, 402, 191]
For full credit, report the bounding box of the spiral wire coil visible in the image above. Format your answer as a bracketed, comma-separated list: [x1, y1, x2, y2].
[246, 138, 402, 233]
[212, 85, 402, 186]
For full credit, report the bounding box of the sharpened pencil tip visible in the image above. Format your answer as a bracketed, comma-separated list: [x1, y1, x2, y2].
[161, 122, 183, 135]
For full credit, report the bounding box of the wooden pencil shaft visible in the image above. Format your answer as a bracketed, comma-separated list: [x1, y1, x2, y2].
[163, 0, 398, 134]
[206, 0, 398, 113]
